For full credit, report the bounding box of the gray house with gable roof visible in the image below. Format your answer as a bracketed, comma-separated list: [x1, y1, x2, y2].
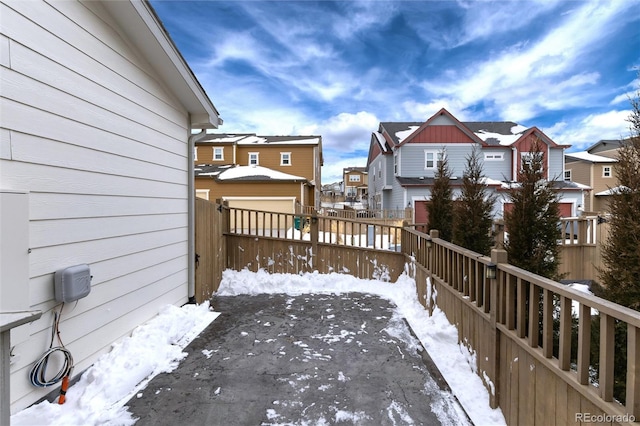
[366, 108, 588, 225]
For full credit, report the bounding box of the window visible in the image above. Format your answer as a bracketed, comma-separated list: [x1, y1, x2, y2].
[564, 170, 571, 181]
[520, 152, 533, 168]
[484, 153, 503, 161]
[349, 175, 361, 182]
[424, 150, 443, 169]
[394, 153, 398, 175]
[213, 147, 224, 161]
[249, 152, 259, 165]
[280, 152, 291, 166]
[603, 166, 612, 177]
[194, 146, 198, 162]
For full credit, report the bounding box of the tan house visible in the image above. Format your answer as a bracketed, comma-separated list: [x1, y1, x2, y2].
[194, 134, 323, 213]
[564, 140, 621, 213]
[343, 167, 368, 206]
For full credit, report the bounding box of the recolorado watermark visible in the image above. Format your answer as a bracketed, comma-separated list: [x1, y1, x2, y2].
[575, 412, 636, 423]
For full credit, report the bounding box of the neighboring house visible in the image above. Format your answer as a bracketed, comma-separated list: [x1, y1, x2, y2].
[194, 134, 323, 213]
[564, 139, 622, 213]
[343, 167, 368, 206]
[320, 181, 344, 203]
[1, 0, 220, 413]
[366, 108, 588, 223]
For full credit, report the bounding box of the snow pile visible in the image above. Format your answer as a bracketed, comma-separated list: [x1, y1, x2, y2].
[12, 303, 218, 426]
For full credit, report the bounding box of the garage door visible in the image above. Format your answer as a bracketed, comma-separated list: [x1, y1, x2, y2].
[223, 197, 296, 214]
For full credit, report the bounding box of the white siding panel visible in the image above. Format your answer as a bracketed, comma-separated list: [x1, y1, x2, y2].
[29, 227, 187, 278]
[1, 161, 186, 198]
[30, 193, 187, 220]
[11, 280, 187, 411]
[9, 41, 186, 139]
[2, 1, 186, 130]
[0, 128, 10, 159]
[31, 214, 186, 248]
[29, 241, 188, 307]
[2, 0, 197, 412]
[2, 68, 187, 156]
[11, 132, 186, 184]
[2, 99, 185, 170]
[16, 256, 185, 366]
[0, 33, 9, 67]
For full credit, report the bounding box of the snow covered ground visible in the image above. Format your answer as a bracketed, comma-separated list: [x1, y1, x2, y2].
[12, 269, 506, 426]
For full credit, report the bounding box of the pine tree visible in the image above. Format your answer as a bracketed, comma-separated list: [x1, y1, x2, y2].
[453, 147, 497, 255]
[427, 150, 453, 241]
[504, 140, 561, 279]
[599, 83, 640, 310]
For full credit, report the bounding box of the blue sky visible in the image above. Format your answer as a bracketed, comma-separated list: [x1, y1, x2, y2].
[151, 0, 640, 184]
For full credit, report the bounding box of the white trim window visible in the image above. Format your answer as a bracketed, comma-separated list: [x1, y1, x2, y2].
[349, 174, 361, 182]
[602, 166, 612, 177]
[249, 152, 259, 166]
[280, 152, 291, 166]
[213, 147, 224, 161]
[484, 153, 504, 161]
[564, 170, 572, 181]
[424, 150, 442, 170]
[394, 152, 399, 175]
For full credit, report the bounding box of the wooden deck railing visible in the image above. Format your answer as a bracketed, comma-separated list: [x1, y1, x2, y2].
[195, 201, 638, 424]
[403, 227, 639, 425]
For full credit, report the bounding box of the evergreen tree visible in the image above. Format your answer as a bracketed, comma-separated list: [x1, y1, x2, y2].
[427, 150, 453, 241]
[453, 147, 497, 255]
[504, 140, 561, 279]
[599, 83, 640, 310]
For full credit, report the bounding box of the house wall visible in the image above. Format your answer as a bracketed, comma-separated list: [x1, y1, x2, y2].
[235, 145, 316, 181]
[565, 161, 593, 210]
[196, 179, 306, 210]
[480, 148, 513, 181]
[1, 0, 193, 411]
[398, 143, 478, 178]
[548, 148, 565, 180]
[195, 143, 234, 164]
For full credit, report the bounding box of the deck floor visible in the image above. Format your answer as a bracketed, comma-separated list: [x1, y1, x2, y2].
[125, 293, 470, 425]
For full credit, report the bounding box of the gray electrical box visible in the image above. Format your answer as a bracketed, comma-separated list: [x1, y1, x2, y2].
[54, 264, 91, 303]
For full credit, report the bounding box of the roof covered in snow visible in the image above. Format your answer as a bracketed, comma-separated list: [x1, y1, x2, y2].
[565, 151, 618, 163]
[377, 121, 530, 148]
[195, 164, 307, 182]
[198, 134, 321, 145]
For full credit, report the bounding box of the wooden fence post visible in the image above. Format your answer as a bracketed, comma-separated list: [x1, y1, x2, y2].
[488, 248, 507, 409]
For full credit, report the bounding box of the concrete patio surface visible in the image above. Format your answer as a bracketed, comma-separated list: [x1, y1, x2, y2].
[125, 293, 471, 425]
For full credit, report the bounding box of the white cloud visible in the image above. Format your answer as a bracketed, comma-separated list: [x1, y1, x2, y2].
[547, 109, 631, 150]
[299, 111, 379, 152]
[419, 0, 636, 122]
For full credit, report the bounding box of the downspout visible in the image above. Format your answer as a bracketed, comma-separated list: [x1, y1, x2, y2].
[512, 147, 517, 181]
[187, 129, 209, 304]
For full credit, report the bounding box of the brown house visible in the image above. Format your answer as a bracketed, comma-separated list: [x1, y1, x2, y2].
[564, 140, 621, 213]
[343, 167, 368, 206]
[194, 134, 323, 213]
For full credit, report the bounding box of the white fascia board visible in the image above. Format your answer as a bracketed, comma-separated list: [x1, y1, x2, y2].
[103, 1, 221, 129]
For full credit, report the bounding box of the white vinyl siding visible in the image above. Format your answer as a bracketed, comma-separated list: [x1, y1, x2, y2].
[1, 0, 192, 411]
